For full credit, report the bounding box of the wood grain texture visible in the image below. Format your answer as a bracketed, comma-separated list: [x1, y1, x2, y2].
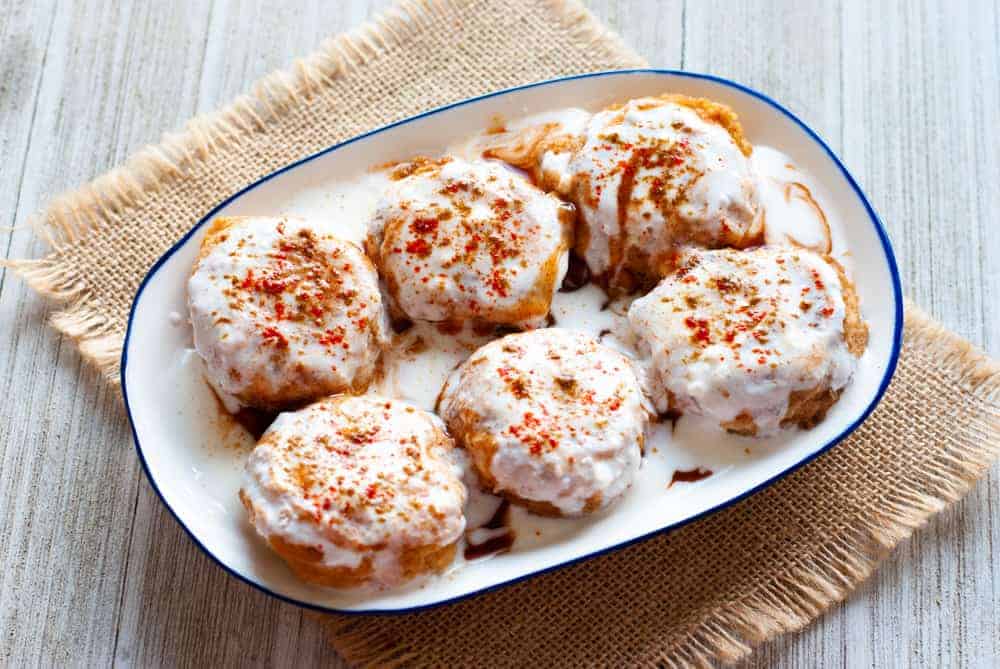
[0, 1, 996, 666]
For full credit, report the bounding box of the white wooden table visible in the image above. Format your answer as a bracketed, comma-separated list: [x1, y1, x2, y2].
[2, 1, 997, 665]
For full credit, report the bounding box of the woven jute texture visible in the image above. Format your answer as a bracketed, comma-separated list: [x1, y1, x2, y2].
[7, 0, 999, 666]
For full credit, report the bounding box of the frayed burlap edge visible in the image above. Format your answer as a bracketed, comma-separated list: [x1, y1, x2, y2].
[324, 301, 1000, 668]
[3, 0, 641, 385]
[655, 304, 1000, 667]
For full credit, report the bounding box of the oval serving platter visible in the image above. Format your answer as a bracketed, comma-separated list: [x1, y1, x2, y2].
[122, 69, 903, 614]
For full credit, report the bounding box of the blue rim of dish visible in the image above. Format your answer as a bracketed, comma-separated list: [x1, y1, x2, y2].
[121, 68, 904, 616]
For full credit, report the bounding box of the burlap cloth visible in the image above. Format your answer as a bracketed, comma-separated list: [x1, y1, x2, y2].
[7, 0, 999, 666]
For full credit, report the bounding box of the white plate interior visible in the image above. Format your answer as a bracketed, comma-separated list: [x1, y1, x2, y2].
[123, 70, 902, 613]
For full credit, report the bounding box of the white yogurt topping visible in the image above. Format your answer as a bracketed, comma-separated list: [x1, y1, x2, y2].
[240, 395, 467, 585]
[439, 328, 648, 515]
[188, 216, 387, 408]
[752, 146, 846, 260]
[567, 97, 761, 285]
[627, 246, 857, 436]
[370, 157, 572, 327]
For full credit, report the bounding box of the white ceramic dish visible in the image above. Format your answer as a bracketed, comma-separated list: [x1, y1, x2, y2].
[122, 69, 903, 613]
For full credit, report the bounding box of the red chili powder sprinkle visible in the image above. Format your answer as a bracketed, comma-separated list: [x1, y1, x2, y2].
[465, 234, 481, 254]
[811, 270, 825, 290]
[405, 238, 432, 257]
[489, 270, 509, 297]
[683, 317, 711, 344]
[263, 279, 286, 294]
[261, 326, 288, 348]
[411, 217, 439, 234]
[319, 328, 345, 347]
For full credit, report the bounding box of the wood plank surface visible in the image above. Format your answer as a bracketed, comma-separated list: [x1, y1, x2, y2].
[0, 1, 996, 666]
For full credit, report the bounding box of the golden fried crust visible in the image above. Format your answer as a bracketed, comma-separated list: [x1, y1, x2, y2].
[440, 406, 499, 486]
[720, 411, 758, 437]
[503, 491, 603, 517]
[231, 363, 374, 412]
[483, 125, 585, 193]
[781, 385, 845, 431]
[827, 257, 869, 357]
[482, 123, 558, 174]
[195, 216, 240, 266]
[240, 481, 458, 588]
[658, 94, 753, 157]
[381, 155, 451, 181]
[269, 536, 458, 588]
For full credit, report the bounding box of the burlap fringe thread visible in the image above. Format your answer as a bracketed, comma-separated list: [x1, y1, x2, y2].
[4, 0, 638, 385]
[324, 308, 1000, 669]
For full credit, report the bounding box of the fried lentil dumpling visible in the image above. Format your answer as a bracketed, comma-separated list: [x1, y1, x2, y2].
[439, 328, 648, 516]
[627, 246, 867, 436]
[239, 395, 467, 588]
[188, 216, 386, 411]
[369, 157, 573, 328]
